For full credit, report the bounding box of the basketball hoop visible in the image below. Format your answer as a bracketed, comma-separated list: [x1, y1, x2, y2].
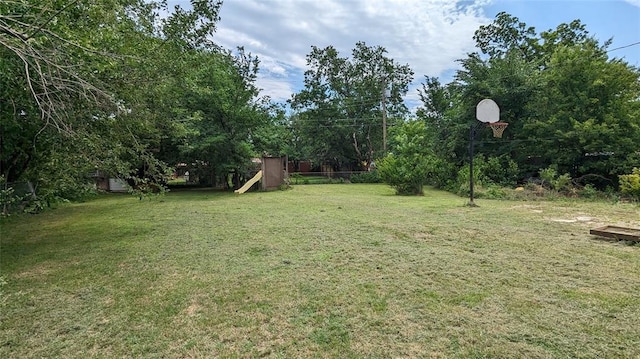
[488, 122, 508, 138]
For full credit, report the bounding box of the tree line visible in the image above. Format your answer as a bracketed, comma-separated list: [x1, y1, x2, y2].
[1, 2, 639, 211]
[409, 12, 640, 196]
[1, 0, 286, 211]
[288, 12, 640, 196]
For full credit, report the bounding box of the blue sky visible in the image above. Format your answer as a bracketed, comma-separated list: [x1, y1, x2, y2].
[169, 0, 640, 106]
[485, 1, 639, 64]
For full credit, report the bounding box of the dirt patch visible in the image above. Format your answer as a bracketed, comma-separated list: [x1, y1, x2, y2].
[186, 303, 201, 316]
[549, 216, 597, 223]
[13, 260, 75, 280]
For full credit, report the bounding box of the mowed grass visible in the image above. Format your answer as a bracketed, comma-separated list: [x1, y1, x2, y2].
[1, 184, 639, 358]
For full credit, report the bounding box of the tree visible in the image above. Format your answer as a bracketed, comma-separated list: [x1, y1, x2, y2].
[418, 12, 640, 190]
[473, 11, 595, 65]
[290, 42, 413, 170]
[526, 43, 640, 182]
[417, 76, 466, 163]
[0, 1, 228, 203]
[175, 47, 268, 188]
[249, 102, 292, 158]
[473, 11, 540, 62]
[377, 121, 435, 195]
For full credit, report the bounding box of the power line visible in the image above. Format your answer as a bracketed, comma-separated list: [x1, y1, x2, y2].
[607, 41, 640, 52]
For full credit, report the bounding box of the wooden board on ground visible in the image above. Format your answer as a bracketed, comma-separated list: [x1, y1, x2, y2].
[590, 225, 640, 241]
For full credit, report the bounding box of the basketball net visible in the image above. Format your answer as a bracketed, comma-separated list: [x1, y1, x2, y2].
[488, 122, 508, 138]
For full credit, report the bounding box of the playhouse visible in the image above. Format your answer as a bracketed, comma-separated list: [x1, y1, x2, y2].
[235, 156, 288, 193]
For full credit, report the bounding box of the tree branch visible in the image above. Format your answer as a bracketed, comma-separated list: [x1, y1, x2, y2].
[27, 0, 79, 40]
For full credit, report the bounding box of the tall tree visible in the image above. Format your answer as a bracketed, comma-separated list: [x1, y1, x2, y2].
[290, 42, 413, 170]
[175, 47, 268, 187]
[0, 0, 226, 202]
[418, 12, 640, 188]
[526, 43, 640, 181]
[473, 11, 540, 62]
[417, 76, 464, 162]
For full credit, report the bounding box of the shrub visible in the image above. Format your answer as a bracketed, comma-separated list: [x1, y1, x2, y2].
[378, 121, 433, 195]
[378, 154, 429, 195]
[539, 167, 557, 188]
[454, 164, 479, 197]
[484, 184, 508, 199]
[1, 178, 21, 216]
[619, 168, 640, 201]
[453, 155, 490, 197]
[579, 184, 599, 199]
[350, 171, 381, 183]
[0, 177, 39, 215]
[451, 155, 519, 197]
[483, 155, 519, 187]
[539, 166, 573, 193]
[425, 158, 457, 189]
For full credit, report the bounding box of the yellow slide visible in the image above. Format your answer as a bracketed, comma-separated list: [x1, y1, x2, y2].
[234, 170, 263, 194]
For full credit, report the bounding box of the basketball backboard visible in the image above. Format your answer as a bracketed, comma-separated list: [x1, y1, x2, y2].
[476, 99, 500, 123]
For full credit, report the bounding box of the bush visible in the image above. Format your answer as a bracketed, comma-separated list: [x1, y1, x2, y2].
[425, 157, 457, 189]
[350, 171, 381, 183]
[540, 166, 573, 193]
[454, 164, 479, 197]
[378, 154, 429, 195]
[378, 121, 434, 195]
[619, 168, 640, 201]
[484, 184, 508, 199]
[452, 155, 519, 197]
[579, 184, 599, 199]
[1, 178, 23, 216]
[483, 155, 519, 187]
[453, 155, 489, 197]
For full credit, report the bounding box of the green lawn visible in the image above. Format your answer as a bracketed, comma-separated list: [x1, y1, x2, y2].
[1, 184, 639, 358]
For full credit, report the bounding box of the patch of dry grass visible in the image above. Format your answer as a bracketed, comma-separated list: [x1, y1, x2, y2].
[1, 185, 639, 358]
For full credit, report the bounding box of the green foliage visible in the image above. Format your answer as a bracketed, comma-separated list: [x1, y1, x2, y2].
[417, 11, 640, 196]
[579, 184, 599, 199]
[454, 163, 478, 197]
[528, 43, 640, 179]
[453, 155, 519, 197]
[173, 48, 270, 187]
[483, 184, 509, 199]
[619, 168, 640, 200]
[3, 4, 638, 205]
[377, 121, 433, 195]
[378, 154, 419, 194]
[349, 171, 382, 183]
[290, 42, 414, 169]
[0, 176, 30, 216]
[482, 155, 519, 187]
[539, 166, 573, 193]
[1, 0, 281, 202]
[423, 157, 457, 190]
[290, 173, 304, 184]
[539, 167, 557, 187]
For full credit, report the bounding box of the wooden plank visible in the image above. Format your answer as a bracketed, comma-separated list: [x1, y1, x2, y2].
[590, 225, 640, 241]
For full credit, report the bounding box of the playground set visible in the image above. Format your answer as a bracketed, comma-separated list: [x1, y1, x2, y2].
[234, 156, 288, 194]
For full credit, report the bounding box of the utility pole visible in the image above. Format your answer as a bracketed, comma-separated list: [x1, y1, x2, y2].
[381, 85, 389, 152]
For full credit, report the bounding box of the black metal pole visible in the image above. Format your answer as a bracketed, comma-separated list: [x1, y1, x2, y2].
[469, 123, 477, 207]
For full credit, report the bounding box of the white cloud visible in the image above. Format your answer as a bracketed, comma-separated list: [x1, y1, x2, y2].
[624, 0, 640, 7]
[184, 0, 494, 102]
[255, 75, 296, 101]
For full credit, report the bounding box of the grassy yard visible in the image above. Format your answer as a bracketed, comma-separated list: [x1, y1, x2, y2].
[1, 184, 639, 358]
